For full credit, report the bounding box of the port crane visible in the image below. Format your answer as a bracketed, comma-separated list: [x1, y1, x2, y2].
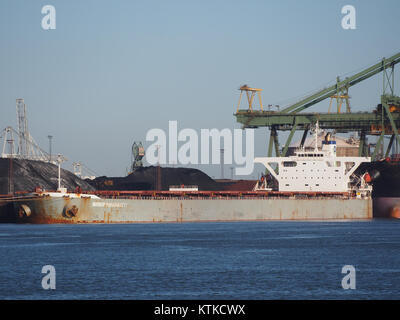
[131, 141, 145, 172]
[0, 99, 50, 161]
[235, 52, 400, 160]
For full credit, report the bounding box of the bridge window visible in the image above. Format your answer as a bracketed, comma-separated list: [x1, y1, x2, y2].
[283, 161, 297, 167]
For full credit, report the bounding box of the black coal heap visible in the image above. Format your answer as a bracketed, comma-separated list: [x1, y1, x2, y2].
[88, 166, 220, 191]
[0, 158, 95, 194]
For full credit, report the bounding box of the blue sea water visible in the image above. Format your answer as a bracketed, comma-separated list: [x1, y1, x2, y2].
[0, 220, 399, 300]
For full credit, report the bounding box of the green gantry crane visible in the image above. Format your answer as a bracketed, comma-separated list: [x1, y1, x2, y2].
[235, 52, 400, 160]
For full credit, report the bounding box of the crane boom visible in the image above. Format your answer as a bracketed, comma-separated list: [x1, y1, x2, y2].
[281, 52, 400, 114]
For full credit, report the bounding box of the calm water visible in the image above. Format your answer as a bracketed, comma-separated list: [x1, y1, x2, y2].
[0, 220, 399, 300]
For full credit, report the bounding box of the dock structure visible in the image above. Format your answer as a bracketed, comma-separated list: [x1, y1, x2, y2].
[235, 52, 400, 160]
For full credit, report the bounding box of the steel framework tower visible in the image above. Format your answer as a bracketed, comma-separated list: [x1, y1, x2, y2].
[16, 98, 30, 157]
[1, 99, 49, 161]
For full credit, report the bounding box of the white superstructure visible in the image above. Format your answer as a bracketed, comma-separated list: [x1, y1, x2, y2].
[254, 124, 371, 193]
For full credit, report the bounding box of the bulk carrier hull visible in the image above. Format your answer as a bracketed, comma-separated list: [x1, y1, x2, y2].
[12, 193, 373, 223]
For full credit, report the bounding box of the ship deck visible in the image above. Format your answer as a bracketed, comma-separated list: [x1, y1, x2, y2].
[3, 189, 365, 200]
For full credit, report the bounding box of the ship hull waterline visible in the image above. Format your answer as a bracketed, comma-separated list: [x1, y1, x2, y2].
[13, 197, 373, 223]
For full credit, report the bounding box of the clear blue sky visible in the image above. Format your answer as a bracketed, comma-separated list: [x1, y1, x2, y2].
[1, 0, 399, 178]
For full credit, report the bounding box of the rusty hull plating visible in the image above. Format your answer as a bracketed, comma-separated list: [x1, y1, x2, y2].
[12, 191, 373, 224]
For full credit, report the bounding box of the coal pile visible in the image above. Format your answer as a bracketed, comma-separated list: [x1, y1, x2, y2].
[0, 158, 95, 194]
[88, 166, 222, 191]
[215, 179, 257, 191]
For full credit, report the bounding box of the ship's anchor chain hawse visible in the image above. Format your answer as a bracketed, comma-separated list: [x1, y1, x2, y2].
[18, 204, 31, 218]
[63, 205, 79, 218]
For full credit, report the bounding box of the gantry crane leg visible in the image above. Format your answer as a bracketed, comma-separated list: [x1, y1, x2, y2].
[372, 132, 385, 161]
[383, 102, 400, 147]
[359, 131, 367, 157]
[282, 121, 298, 157]
[385, 134, 395, 158]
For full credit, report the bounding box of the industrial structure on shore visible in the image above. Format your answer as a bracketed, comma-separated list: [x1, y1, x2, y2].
[0, 99, 97, 194]
[1, 99, 50, 162]
[235, 52, 400, 160]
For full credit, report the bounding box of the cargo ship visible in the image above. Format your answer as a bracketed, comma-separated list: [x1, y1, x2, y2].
[10, 127, 373, 223]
